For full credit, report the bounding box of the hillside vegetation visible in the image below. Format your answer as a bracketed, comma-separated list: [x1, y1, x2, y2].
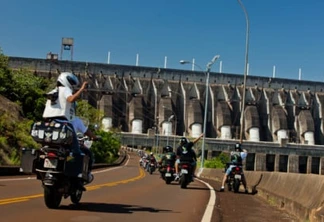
[0, 49, 120, 166]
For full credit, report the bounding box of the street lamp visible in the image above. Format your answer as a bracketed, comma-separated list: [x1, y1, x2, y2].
[237, 0, 250, 144]
[180, 55, 220, 169]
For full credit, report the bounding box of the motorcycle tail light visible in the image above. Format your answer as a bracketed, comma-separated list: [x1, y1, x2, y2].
[182, 164, 188, 169]
[235, 167, 240, 171]
[167, 166, 171, 171]
[47, 152, 57, 158]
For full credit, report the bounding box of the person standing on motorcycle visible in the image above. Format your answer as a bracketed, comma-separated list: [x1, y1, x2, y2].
[220, 143, 248, 193]
[174, 133, 204, 181]
[158, 146, 176, 175]
[43, 72, 98, 182]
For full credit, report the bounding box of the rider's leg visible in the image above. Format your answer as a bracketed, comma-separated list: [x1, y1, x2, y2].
[175, 159, 180, 180]
[175, 159, 179, 174]
[220, 166, 232, 191]
[242, 173, 248, 193]
[192, 161, 197, 177]
[71, 128, 82, 154]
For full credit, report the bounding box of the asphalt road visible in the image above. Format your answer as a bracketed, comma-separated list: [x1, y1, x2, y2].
[0, 152, 299, 222]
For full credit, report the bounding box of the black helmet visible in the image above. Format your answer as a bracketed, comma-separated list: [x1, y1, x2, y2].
[235, 143, 242, 152]
[179, 137, 188, 145]
[164, 145, 173, 152]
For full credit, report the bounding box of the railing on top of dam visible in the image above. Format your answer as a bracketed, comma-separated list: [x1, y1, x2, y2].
[121, 132, 324, 174]
[120, 132, 324, 156]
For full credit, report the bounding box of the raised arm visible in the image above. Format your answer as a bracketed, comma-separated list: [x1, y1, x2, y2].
[193, 133, 204, 144]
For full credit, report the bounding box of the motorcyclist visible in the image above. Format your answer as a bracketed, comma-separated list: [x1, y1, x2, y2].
[146, 152, 157, 171]
[158, 145, 176, 176]
[174, 133, 204, 181]
[140, 152, 149, 168]
[220, 143, 248, 193]
[42, 72, 98, 183]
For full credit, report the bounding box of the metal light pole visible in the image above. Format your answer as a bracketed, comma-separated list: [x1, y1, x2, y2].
[166, 115, 175, 146]
[173, 114, 177, 148]
[180, 55, 220, 168]
[163, 105, 178, 148]
[237, 0, 250, 144]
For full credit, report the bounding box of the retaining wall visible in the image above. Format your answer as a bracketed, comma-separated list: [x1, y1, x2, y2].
[199, 168, 324, 222]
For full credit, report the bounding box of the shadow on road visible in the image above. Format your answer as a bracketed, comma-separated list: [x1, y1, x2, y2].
[60, 202, 174, 214]
[185, 186, 211, 191]
[216, 188, 258, 195]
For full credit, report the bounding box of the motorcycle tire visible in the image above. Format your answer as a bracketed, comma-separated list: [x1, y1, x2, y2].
[165, 177, 172, 185]
[70, 189, 83, 204]
[44, 186, 62, 209]
[180, 175, 188, 189]
[227, 182, 232, 191]
[234, 179, 240, 193]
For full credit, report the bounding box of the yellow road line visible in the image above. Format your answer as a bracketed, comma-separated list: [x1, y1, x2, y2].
[0, 199, 29, 205]
[0, 167, 145, 206]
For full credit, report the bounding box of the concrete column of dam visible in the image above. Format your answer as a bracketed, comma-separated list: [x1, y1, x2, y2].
[254, 153, 267, 171]
[288, 155, 299, 173]
[315, 93, 324, 144]
[306, 156, 312, 174]
[214, 85, 233, 139]
[320, 157, 324, 175]
[184, 82, 204, 138]
[297, 91, 315, 145]
[274, 154, 280, 172]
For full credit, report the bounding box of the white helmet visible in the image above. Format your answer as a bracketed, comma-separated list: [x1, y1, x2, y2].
[57, 72, 79, 89]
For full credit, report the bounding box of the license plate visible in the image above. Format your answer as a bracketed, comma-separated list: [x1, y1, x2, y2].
[181, 169, 188, 174]
[234, 174, 242, 179]
[44, 158, 57, 168]
[165, 173, 172, 177]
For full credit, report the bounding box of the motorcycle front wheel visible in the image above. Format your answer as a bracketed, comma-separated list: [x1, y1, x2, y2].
[70, 189, 83, 204]
[44, 186, 62, 209]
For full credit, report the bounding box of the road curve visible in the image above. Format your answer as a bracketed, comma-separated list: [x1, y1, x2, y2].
[0, 153, 212, 222]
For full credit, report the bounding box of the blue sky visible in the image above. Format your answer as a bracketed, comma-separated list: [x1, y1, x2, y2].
[1, 0, 324, 81]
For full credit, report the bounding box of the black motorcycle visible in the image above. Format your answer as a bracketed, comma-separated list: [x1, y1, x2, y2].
[160, 163, 176, 184]
[178, 161, 193, 189]
[226, 163, 243, 193]
[147, 160, 156, 174]
[21, 119, 93, 209]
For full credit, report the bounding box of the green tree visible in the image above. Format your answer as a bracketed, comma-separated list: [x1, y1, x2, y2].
[204, 152, 230, 169]
[11, 68, 50, 120]
[90, 130, 121, 163]
[0, 49, 13, 97]
[76, 100, 103, 127]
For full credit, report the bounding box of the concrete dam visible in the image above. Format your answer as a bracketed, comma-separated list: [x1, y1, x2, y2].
[8, 56, 324, 175]
[8, 56, 324, 145]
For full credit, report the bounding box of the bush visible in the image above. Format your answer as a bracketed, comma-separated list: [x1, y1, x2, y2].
[203, 152, 230, 169]
[90, 130, 121, 164]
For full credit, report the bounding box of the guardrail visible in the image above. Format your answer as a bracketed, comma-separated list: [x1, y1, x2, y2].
[0, 149, 127, 176]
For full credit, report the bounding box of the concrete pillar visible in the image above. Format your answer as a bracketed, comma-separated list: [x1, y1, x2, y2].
[288, 155, 299, 173]
[254, 154, 266, 171]
[274, 154, 280, 172]
[320, 157, 324, 175]
[307, 156, 312, 174]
